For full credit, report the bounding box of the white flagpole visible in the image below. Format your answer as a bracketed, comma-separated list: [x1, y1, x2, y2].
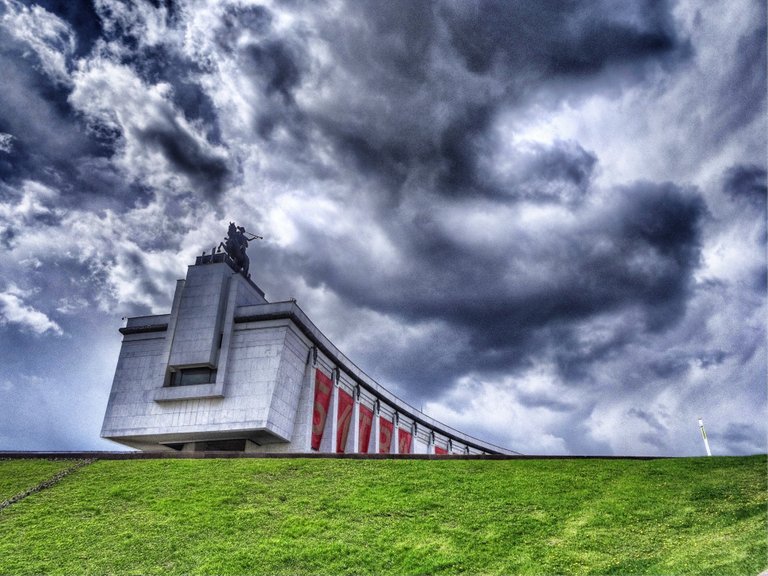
[698, 417, 712, 456]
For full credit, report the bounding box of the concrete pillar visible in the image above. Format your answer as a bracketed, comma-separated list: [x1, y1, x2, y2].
[351, 393, 360, 454]
[213, 277, 240, 391]
[329, 376, 339, 453]
[373, 403, 380, 453]
[159, 279, 185, 385]
[393, 413, 399, 455]
[305, 359, 317, 450]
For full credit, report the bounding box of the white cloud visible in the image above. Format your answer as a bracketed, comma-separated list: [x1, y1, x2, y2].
[0, 0, 75, 85]
[95, 0, 178, 50]
[0, 180, 63, 222]
[500, 1, 765, 193]
[424, 374, 571, 455]
[0, 284, 63, 336]
[69, 59, 229, 196]
[0, 133, 13, 153]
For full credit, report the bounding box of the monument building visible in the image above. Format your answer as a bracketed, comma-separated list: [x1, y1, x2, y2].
[101, 224, 515, 455]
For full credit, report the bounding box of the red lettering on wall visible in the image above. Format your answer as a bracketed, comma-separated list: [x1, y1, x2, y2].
[435, 446, 448, 455]
[358, 404, 373, 453]
[336, 388, 354, 453]
[379, 417, 393, 454]
[311, 369, 333, 451]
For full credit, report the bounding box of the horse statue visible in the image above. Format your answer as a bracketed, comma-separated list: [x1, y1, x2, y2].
[219, 222, 257, 277]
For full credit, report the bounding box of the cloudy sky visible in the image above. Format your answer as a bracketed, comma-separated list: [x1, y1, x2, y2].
[0, 0, 764, 456]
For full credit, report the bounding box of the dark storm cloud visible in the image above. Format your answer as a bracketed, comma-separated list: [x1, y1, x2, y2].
[347, 0, 437, 81]
[293, 181, 706, 398]
[137, 121, 230, 199]
[695, 349, 727, 369]
[631, 410, 671, 450]
[721, 163, 767, 293]
[615, 183, 705, 317]
[130, 45, 223, 144]
[0, 38, 103, 182]
[209, 4, 310, 144]
[441, 183, 702, 336]
[715, 422, 765, 455]
[637, 432, 667, 450]
[304, 1, 441, 190]
[0, 227, 14, 249]
[295, 0, 691, 203]
[244, 40, 304, 104]
[549, 324, 635, 383]
[648, 354, 690, 380]
[714, 15, 767, 138]
[329, 129, 410, 191]
[502, 140, 598, 205]
[437, 104, 496, 197]
[723, 164, 767, 210]
[442, 0, 684, 77]
[517, 390, 576, 413]
[216, 3, 273, 50]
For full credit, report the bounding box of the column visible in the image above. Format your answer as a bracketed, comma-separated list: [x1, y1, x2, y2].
[305, 361, 317, 450]
[393, 413, 399, 455]
[351, 390, 360, 454]
[329, 373, 339, 452]
[373, 401, 380, 453]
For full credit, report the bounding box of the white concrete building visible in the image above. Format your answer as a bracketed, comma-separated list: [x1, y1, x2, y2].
[101, 253, 516, 455]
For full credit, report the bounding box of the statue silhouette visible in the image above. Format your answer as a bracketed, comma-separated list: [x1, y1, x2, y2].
[219, 222, 259, 277]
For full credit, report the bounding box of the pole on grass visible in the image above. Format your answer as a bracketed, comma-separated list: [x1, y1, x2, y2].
[698, 417, 712, 456]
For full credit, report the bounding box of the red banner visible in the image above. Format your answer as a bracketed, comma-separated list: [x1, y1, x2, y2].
[336, 388, 354, 453]
[379, 416, 393, 453]
[358, 404, 373, 453]
[398, 428, 412, 454]
[435, 446, 448, 455]
[311, 369, 333, 451]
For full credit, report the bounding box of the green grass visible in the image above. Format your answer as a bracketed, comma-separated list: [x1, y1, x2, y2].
[0, 459, 81, 502]
[0, 456, 765, 575]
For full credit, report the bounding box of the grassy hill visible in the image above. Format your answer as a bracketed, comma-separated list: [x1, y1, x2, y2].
[0, 455, 765, 575]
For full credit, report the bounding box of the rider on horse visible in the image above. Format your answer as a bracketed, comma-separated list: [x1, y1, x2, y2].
[220, 222, 261, 278]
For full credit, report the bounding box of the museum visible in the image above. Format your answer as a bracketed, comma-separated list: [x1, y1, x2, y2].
[101, 235, 515, 455]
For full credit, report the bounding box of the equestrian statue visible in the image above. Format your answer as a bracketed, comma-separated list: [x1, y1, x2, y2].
[219, 222, 262, 278]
